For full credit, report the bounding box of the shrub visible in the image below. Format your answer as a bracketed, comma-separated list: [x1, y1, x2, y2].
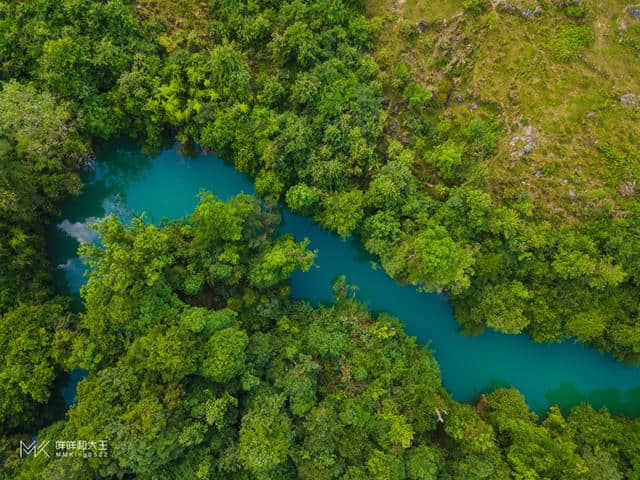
[463, 0, 489, 13]
[546, 25, 593, 62]
[428, 141, 466, 181]
[392, 63, 412, 90]
[464, 117, 499, 159]
[255, 169, 284, 198]
[285, 183, 321, 214]
[565, 4, 586, 19]
[404, 82, 434, 110]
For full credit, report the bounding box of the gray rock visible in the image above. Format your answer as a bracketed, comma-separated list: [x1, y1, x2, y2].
[586, 111, 595, 118]
[568, 190, 577, 199]
[416, 20, 429, 34]
[628, 7, 640, 17]
[497, 1, 518, 13]
[469, 102, 478, 110]
[620, 93, 640, 108]
[534, 169, 542, 177]
[510, 125, 540, 158]
[521, 6, 541, 17]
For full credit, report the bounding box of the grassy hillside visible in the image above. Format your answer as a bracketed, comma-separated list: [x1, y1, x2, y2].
[368, 0, 640, 224]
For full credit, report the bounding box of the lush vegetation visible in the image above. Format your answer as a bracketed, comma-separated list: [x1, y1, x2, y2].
[2, 0, 640, 358]
[8, 0, 631, 361]
[1, 0, 640, 477]
[7, 195, 640, 479]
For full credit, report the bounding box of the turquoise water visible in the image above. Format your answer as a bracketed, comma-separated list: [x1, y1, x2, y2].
[49, 144, 640, 416]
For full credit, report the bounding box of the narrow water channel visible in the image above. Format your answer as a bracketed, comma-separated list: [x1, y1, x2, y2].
[49, 144, 640, 416]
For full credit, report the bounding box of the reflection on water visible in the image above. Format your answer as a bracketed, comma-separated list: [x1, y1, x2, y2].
[50, 143, 640, 417]
[546, 383, 640, 417]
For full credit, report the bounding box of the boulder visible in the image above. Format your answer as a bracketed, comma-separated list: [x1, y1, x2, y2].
[628, 7, 640, 17]
[416, 20, 429, 34]
[620, 93, 640, 109]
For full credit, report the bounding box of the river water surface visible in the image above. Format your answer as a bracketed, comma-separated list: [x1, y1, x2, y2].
[49, 144, 640, 416]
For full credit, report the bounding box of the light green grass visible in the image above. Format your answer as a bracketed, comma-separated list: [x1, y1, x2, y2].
[366, 0, 640, 224]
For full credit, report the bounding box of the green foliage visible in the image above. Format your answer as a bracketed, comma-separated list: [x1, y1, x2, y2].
[405, 445, 444, 479]
[255, 169, 285, 199]
[404, 83, 434, 110]
[427, 141, 466, 182]
[237, 392, 293, 474]
[0, 81, 86, 314]
[201, 327, 248, 382]
[473, 281, 532, 334]
[2, 0, 640, 477]
[0, 301, 69, 431]
[386, 223, 475, 293]
[0, 0, 638, 369]
[462, 0, 490, 13]
[392, 63, 412, 90]
[248, 236, 315, 288]
[464, 116, 499, 160]
[285, 183, 322, 214]
[0, 4, 162, 438]
[365, 157, 416, 209]
[75, 193, 312, 369]
[546, 25, 593, 62]
[319, 189, 365, 237]
[10, 0, 625, 367]
[565, 4, 586, 19]
[9, 195, 640, 480]
[0, 79, 89, 434]
[1, 0, 157, 137]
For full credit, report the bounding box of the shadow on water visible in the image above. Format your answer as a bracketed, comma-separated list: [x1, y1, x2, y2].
[59, 369, 90, 407]
[545, 383, 640, 417]
[49, 143, 640, 417]
[475, 380, 640, 417]
[28, 370, 84, 432]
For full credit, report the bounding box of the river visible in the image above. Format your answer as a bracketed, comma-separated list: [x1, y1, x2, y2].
[49, 143, 640, 416]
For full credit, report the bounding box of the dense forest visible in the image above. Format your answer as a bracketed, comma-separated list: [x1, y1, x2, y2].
[0, 0, 639, 478]
[6, 194, 640, 479]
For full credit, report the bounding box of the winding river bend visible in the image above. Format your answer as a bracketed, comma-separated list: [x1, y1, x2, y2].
[49, 143, 640, 416]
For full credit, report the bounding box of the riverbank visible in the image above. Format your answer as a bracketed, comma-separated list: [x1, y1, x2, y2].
[50, 143, 640, 416]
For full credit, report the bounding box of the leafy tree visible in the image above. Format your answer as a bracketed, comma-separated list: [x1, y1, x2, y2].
[237, 392, 294, 475]
[386, 224, 475, 293]
[13, 196, 640, 480]
[405, 445, 444, 480]
[472, 281, 532, 334]
[2, 1, 640, 478]
[404, 83, 433, 110]
[365, 158, 416, 210]
[0, 81, 85, 221]
[318, 189, 365, 237]
[427, 141, 465, 182]
[285, 183, 322, 215]
[0, 301, 69, 431]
